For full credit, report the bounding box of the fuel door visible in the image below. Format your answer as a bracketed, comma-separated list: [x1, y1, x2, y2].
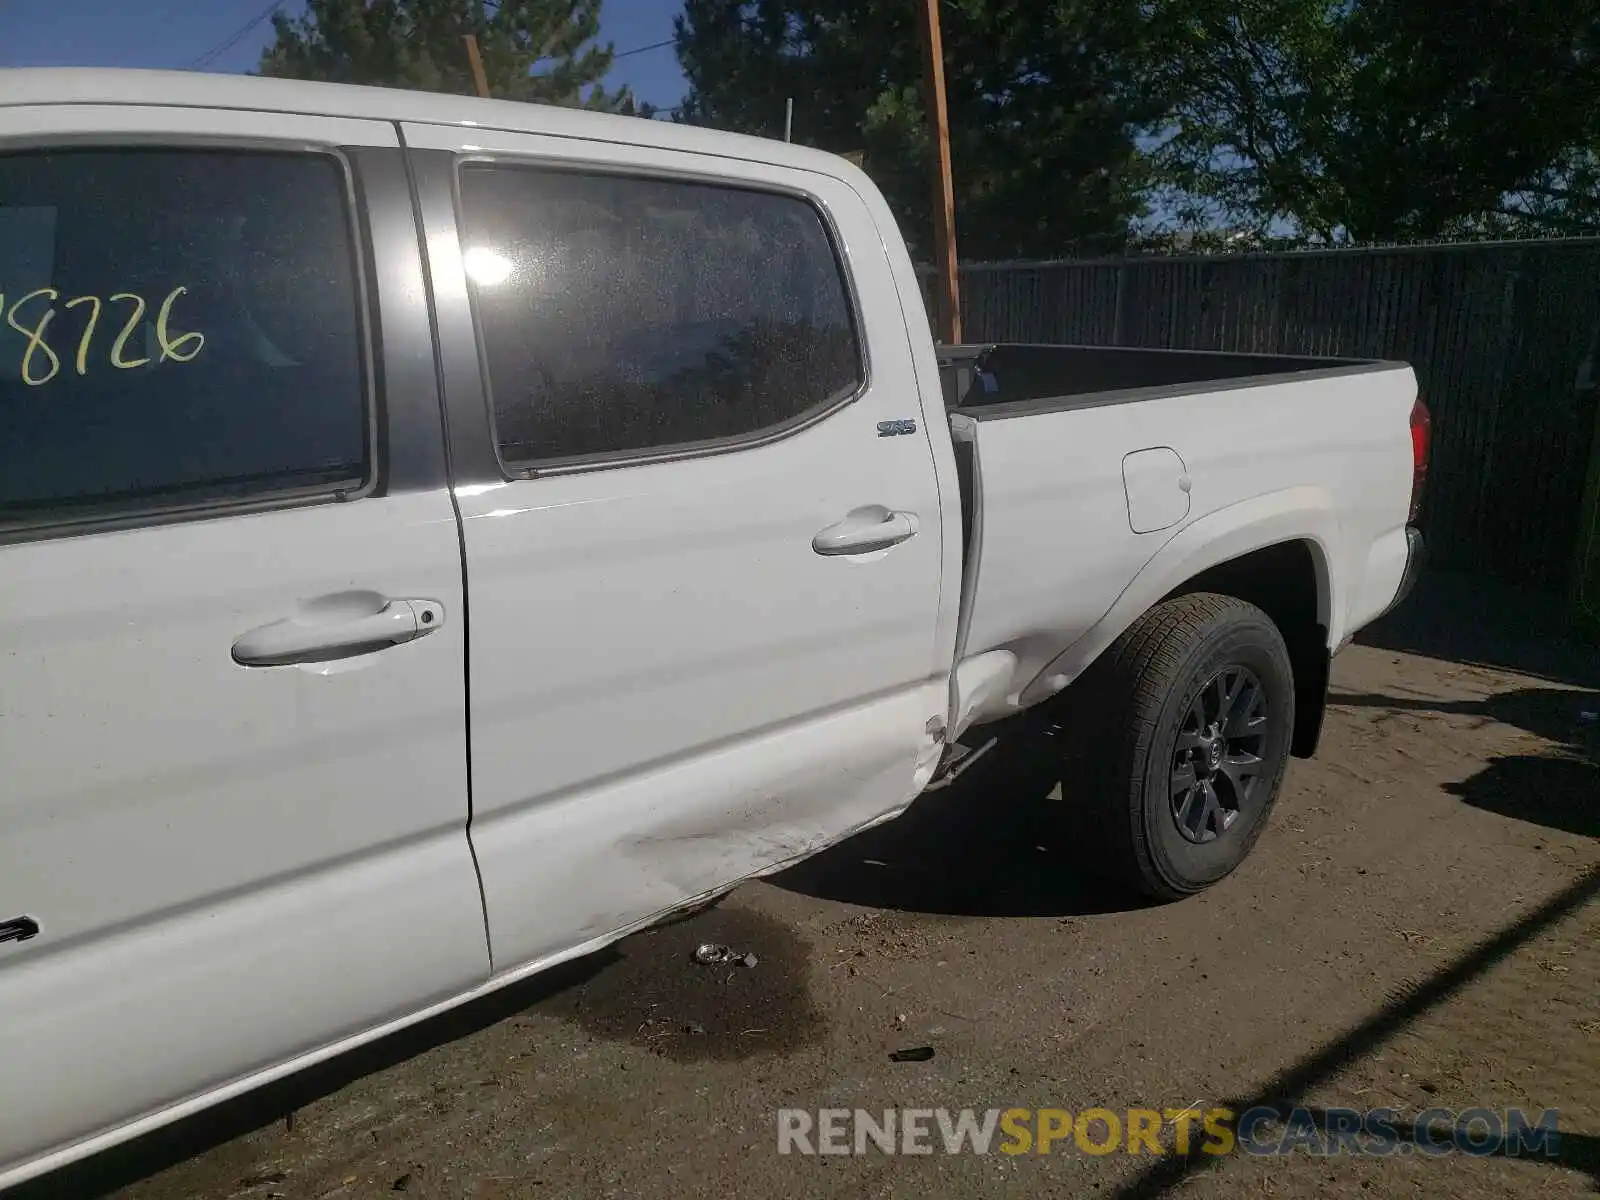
[1123, 446, 1192, 534]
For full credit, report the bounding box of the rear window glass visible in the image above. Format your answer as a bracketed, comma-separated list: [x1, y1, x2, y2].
[0, 148, 367, 524]
[458, 165, 863, 466]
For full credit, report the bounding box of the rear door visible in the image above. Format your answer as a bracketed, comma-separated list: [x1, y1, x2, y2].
[403, 125, 949, 974]
[0, 107, 486, 1177]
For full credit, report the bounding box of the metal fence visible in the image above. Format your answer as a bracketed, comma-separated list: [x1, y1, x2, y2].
[927, 240, 1600, 591]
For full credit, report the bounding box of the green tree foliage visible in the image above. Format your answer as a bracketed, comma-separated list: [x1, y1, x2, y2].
[260, 0, 631, 110]
[674, 0, 1163, 259]
[1143, 0, 1600, 241]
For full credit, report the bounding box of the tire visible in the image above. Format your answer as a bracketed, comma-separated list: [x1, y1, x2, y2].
[1061, 592, 1296, 900]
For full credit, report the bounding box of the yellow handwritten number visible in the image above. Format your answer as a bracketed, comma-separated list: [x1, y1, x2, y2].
[9, 287, 204, 379]
[64, 295, 103, 376]
[108, 293, 151, 370]
[7, 288, 62, 386]
[155, 286, 205, 363]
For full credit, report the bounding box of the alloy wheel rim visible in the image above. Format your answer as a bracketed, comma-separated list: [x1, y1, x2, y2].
[1170, 665, 1269, 844]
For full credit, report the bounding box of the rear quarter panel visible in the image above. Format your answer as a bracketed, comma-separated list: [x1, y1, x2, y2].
[961, 364, 1417, 718]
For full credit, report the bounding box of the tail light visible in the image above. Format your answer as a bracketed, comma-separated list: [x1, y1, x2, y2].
[1409, 396, 1431, 523]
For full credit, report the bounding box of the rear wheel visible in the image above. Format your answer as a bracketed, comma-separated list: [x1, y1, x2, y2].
[1062, 592, 1295, 899]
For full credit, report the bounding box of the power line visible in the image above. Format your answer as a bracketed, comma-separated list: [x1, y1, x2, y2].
[613, 38, 674, 60]
[188, 0, 284, 71]
[479, 4, 673, 61]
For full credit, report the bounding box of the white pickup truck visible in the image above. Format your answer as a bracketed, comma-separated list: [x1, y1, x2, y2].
[0, 69, 1428, 1188]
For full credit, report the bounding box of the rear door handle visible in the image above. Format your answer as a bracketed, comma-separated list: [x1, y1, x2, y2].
[232, 596, 445, 667]
[812, 506, 920, 556]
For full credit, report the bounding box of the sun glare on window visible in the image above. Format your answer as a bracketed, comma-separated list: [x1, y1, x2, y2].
[463, 246, 514, 287]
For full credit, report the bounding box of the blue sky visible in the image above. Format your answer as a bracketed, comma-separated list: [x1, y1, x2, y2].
[0, 0, 691, 110]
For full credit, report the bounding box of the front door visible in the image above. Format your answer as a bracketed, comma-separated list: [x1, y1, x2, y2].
[403, 124, 950, 974]
[0, 107, 487, 1177]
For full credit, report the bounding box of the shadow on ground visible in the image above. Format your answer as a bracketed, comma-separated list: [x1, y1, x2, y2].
[1332, 685, 1600, 838]
[1109, 865, 1600, 1198]
[1442, 753, 1600, 839]
[1333, 687, 1599, 749]
[1359, 570, 1600, 688]
[774, 717, 1149, 919]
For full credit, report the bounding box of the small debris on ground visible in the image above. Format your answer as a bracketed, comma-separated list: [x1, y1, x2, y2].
[392, 1171, 413, 1191]
[889, 1045, 935, 1063]
[684, 1021, 707, 1036]
[691, 943, 758, 967]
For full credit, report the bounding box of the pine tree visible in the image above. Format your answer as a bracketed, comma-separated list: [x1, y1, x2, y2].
[674, 0, 1162, 259]
[260, 0, 631, 110]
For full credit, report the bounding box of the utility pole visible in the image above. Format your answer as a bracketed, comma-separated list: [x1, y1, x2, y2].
[784, 97, 794, 143]
[463, 34, 491, 99]
[916, 0, 961, 344]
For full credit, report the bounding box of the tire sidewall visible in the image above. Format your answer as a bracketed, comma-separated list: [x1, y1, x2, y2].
[1139, 610, 1296, 894]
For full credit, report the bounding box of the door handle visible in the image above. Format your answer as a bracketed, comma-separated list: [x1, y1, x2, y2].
[812, 506, 920, 556]
[232, 595, 445, 667]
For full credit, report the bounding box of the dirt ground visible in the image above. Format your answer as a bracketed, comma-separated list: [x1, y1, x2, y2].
[12, 573, 1599, 1200]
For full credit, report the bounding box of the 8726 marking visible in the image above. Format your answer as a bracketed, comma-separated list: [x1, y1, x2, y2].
[4, 285, 206, 386]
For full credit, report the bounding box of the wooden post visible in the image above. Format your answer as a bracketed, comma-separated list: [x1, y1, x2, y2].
[916, 0, 961, 344]
[463, 34, 491, 99]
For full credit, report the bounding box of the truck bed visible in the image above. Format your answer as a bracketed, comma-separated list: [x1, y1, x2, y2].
[938, 343, 1383, 416]
[942, 342, 1418, 730]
